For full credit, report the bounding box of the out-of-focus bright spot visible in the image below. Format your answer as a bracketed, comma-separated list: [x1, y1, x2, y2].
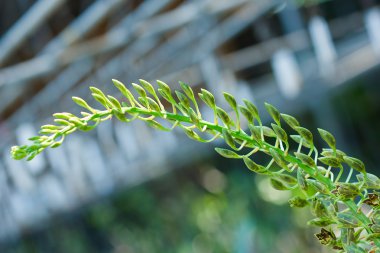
[201, 167, 227, 194]
[256, 177, 291, 205]
[271, 49, 302, 99]
[192, 233, 214, 253]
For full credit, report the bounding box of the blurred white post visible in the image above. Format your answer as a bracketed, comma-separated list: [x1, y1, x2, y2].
[364, 7, 380, 57]
[271, 49, 302, 99]
[309, 16, 337, 78]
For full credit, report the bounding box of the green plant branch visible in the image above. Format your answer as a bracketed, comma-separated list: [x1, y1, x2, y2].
[10, 79, 380, 253]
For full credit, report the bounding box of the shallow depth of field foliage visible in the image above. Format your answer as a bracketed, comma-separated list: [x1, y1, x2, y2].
[2, 162, 326, 253]
[11, 79, 380, 252]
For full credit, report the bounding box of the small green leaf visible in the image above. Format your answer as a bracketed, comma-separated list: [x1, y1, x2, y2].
[321, 148, 346, 161]
[183, 128, 202, 141]
[277, 174, 297, 185]
[179, 81, 195, 101]
[356, 173, 380, 190]
[270, 178, 290, 190]
[216, 106, 234, 128]
[92, 93, 110, 108]
[337, 212, 361, 228]
[146, 120, 170, 131]
[89, 86, 107, 99]
[132, 83, 147, 98]
[343, 156, 366, 174]
[68, 117, 86, 128]
[265, 102, 281, 125]
[215, 148, 241, 159]
[243, 99, 259, 121]
[290, 135, 312, 148]
[318, 128, 336, 151]
[248, 124, 261, 141]
[200, 89, 216, 109]
[146, 97, 161, 112]
[281, 113, 300, 129]
[294, 126, 313, 146]
[223, 92, 237, 111]
[139, 79, 156, 96]
[10, 146, 28, 160]
[307, 179, 330, 194]
[318, 156, 341, 167]
[308, 217, 335, 227]
[72, 96, 95, 112]
[269, 148, 289, 171]
[188, 108, 200, 127]
[239, 106, 253, 123]
[156, 80, 171, 95]
[295, 152, 315, 167]
[222, 129, 236, 150]
[271, 123, 287, 143]
[112, 79, 135, 106]
[289, 196, 308, 208]
[107, 95, 122, 112]
[336, 183, 360, 199]
[158, 88, 175, 104]
[297, 168, 308, 191]
[175, 91, 190, 109]
[262, 126, 276, 138]
[243, 156, 267, 174]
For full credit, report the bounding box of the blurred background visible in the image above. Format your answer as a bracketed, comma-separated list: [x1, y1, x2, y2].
[1, 0, 380, 252]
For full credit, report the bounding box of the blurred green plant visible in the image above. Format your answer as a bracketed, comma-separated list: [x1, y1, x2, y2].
[10, 79, 380, 252]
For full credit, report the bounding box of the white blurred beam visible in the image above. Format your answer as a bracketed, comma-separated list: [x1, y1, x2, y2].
[42, 0, 127, 54]
[0, 0, 66, 65]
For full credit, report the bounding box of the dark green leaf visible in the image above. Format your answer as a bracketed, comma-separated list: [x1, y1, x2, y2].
[146, 120, 170, 131]
[343, 156, 366, 174]
[239, 106, 253, 123]
[215, 148, 241, 159]
[175, 91, 190, 108]
[270, 178, 290, 190]
[265, 102, 281, 125]
[318, 156, 341, 167]
[248, 124, 261, 141]
[308, 217, 335, 227]
[223, 92, 237, 111]
[243, 157, 267, 174]
[262, 126, 276, 138]
[269, 148, 289, 171]
[243, 99, 259, 121]
[200, 89, 216, 109]
[295, 152, 315, 167]
[281, 113, 299, 129]
[222, 129, 236, 150]
[271, 123, 288, 143]
[307, 179, 329, 194]
[337, 212, 361, 228]
[288, 196, 308, 208]
[216, 106, 234, 128]
[290, 135, 312, 148]
[356, 173, 380, 190]
[294, 126, 313, 146]
[297, 168, 308, 191]
[318, 128, 336, 151]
